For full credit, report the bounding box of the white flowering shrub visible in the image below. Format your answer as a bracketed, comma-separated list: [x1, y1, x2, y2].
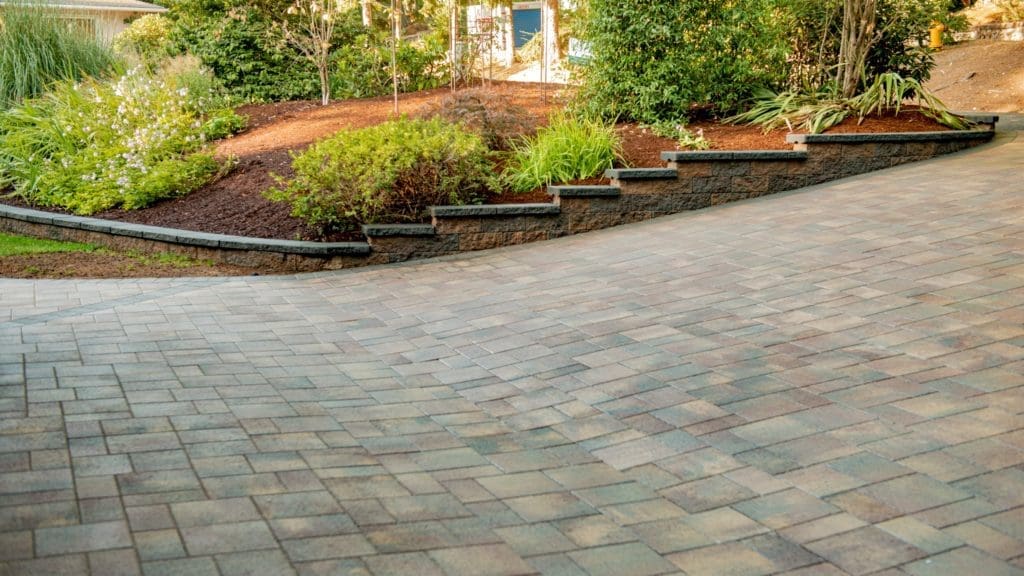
[0, 62, 245, 214]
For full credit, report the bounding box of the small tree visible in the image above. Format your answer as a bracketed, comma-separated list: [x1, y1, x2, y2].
[837, 0, 878, 98]
[282, 0, 353, 105]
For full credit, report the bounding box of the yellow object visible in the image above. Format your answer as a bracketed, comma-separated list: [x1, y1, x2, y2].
[929, 21, 946, 49]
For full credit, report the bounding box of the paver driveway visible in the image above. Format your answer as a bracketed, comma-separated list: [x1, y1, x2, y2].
[2, 123, 1023, 575]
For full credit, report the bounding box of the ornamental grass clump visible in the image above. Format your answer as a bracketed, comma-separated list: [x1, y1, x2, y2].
[266, 117, 497, 235]
[0, 0, 118, 107]
[503, 113, 621, 193]
[0, 59, 245, 214]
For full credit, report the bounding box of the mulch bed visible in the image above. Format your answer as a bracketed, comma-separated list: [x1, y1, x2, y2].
[6, 82, 949, 243]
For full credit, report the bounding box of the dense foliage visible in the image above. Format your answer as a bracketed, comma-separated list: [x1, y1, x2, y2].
[0, 60, 245, 214]
[503, 113, 621, 193]
[113, 14, 174, 69]
[266, 118, 496, 233]
[579, 0, 791, 123]
[0, 1, 118, 107]
[166, 0, 326, 102]
[580, 0, 965, 124]
[786, 0, 961, 90]
[163, 0, 449, 103]
[332, 29, 448, 100]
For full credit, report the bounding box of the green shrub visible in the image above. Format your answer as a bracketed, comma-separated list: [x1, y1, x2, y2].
[167, 2, 328, 102]
[0, 62, 244, 214]
[0, 0, 118, 107]
[414, 88, 537, 151]
[266, 117, 497, 234]
[114, 14, 174, 69]
[579, 0, 791, 123]
[503, 113, 621, 193]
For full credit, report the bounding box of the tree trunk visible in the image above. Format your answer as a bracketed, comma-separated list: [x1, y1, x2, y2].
[542, 0, 560, 70]
[361, 0, 372, 27]
[319, 63, 330, 106]
[391, 0, 399, 113]
[837, 0, 877, 98]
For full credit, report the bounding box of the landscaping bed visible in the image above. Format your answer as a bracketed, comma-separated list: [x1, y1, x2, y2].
[2, 82, 954, 243]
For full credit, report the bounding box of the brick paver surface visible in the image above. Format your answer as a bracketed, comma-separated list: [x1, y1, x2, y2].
[2, 125, 1023, 575]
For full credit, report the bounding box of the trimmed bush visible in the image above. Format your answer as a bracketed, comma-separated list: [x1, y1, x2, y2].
[0, 0, 118, 107]
[266, 117, 497, 234]
[503, 113, 621, 193]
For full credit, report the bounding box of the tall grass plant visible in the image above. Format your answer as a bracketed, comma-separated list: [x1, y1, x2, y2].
[504, 113, 622, 193]
[0, 0, 118, 107]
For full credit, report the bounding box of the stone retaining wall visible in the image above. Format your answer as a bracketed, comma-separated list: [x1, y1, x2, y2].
[954, 21, 1024, 42]
[0, 121, 998, 272]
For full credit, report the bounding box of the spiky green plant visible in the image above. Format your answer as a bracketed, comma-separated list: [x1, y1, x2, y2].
[730, 73, 970, 134]
[0, 0, 118, 107]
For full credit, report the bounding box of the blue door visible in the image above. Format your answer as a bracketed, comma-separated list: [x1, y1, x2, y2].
[513, 8, 541, 48]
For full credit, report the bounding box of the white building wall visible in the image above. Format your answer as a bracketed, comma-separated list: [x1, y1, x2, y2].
[59, 9, 142, 44]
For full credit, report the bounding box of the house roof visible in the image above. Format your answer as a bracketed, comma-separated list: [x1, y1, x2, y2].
[0, 0, 167, 12]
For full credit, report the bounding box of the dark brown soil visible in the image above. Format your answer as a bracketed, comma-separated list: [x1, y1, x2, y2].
[0, 252, 254, 279]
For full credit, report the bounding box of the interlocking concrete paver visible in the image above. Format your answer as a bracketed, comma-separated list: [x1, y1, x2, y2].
[3, 123, 1024, 574]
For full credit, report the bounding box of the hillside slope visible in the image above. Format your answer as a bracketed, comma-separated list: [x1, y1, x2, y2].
[926, 40, 1024, 113]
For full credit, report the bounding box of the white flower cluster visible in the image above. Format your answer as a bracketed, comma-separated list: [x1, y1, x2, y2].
[58, 66, 213, 198]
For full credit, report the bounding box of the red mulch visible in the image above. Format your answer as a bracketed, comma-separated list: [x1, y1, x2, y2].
[10, 83, 950, 241]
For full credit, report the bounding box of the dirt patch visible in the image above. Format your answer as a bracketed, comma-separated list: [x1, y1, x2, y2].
[0, 252, 254, 279]
[926, 40, 1024, 113]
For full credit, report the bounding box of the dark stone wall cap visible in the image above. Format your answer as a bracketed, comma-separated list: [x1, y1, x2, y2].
[547, 185, 621, 197]
[217, 236, 369, 256]
[661, 150, 809, 162]
[431, 204, 560, 217]
[0, 202, 370, 256]
[963, 114, 998, 124]
[362, 223, 436, 237]
[0, 203, 57, 225]
[786, 129, 995, 144]
[605, 168, 678, 180]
